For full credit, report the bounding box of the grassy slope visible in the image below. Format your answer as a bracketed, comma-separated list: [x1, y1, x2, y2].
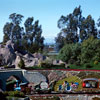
[54, 76, 82, 92]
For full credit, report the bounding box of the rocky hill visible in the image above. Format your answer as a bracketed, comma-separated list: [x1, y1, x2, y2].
[0, 40, 47, 69]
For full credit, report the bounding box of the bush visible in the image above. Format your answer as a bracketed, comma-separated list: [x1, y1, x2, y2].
[94, 61, 98, 65]
[58, 43, 81, 63]
[25, 87, 31, 94]
[4, 91, 25, 98]
[59, 63, 65, 68]
[39, 59, 53, 69]
[53, 96, 60, 100]
[84, 63, 93, 68]
[41, 62, 52, 69]
[3, 65, 9, 68]
[18, 58, 25, 69]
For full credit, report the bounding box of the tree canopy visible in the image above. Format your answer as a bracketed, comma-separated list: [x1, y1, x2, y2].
[58, 36, 100, 65]
[56, 6, 98, 50]
[3, 13, 44, 53]
[57, 6, 100, 66]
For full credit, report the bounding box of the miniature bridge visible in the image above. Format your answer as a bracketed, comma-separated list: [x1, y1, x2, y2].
[0, 69, 28, 91]
[0, 69, 47, 91]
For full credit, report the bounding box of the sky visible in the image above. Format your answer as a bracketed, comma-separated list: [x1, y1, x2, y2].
[0, 0, 100, 44]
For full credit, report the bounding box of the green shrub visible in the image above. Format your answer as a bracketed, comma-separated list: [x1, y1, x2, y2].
[5, 91, 25, 98]
[84, 63, 93, 68]
[18, 58, 25, 69]
[41, 62, 52, 69]
[25, 87, 31, 94]
[4, 65, 9, 68]
[53, 96, 60, 100]
[94, 61, 98, 65]
[60, 63, 65, 68]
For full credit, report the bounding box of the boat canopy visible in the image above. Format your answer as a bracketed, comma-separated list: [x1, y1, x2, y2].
[83, 78, 99, 82]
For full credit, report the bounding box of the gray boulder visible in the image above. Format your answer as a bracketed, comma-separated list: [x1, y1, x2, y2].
[14, 55, 21, 69]
[0, 40, 16, 65]
[33, 53, 46, 61]
[5, 40, 15, 50]
[25, 58, 39, 67]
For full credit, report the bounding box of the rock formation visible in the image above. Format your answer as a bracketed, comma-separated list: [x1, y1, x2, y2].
[0, 40, 47, 68]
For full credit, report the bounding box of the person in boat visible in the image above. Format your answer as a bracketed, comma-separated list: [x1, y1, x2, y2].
[62, 81, 71, 91]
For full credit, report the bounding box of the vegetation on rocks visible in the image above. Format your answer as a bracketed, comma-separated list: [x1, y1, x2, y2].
[18, 58, 25, 69]
[56, 6, 100, 69]
[4, 91, 25, 98]
[1, 6, 100, 69]
[58, 37, 100, 69]
[77, 72, 100, 79]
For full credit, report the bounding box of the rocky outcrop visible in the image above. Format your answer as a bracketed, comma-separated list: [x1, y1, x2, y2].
[0, 40, 63, 69]
[33, 53, 46, 61]
[0, 40, 16, 65]
[0, 40, 48, 68]
[15, 55, 21, 69]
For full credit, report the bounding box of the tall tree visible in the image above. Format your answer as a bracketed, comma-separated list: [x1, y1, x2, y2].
[80, 15, 97, 42]
[3, 13, 44, 53]
[24, 17, 44, 53]
[3, 13, 24, 43]
[56, 6, 98, 50]
[56, 6, 82, 49]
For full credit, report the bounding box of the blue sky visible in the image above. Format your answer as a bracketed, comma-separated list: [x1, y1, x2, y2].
[0, 0, 100, 43]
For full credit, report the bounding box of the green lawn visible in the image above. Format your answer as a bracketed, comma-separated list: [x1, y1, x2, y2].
[24, 62, 100, 70]
[69, 63, 100, 70]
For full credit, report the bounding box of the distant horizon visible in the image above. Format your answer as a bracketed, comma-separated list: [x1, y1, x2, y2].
[0, 0, 100, 43]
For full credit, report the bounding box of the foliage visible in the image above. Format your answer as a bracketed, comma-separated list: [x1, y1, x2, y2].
[3, 65, 9, 68]
[81, 36, 100, 64]
[94, 61, 99, 65]
[56, 6, 100, 68]
[77, 72, 100, 79]
[3, 13, 23, 43]
[18, 58, 25, 69]
[58, 36, 100, 67]
[23, 17, 44, 53]
[69, 62, 100, 70]
[4, 91, 25, 98]
[3, 13, 44, 53]
[84, 63, 93, 68]
[58, 43, 81, 64]
[56, 6, 98, 50]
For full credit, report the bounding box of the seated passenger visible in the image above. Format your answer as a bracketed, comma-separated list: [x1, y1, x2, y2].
[86, 81, 90, 88]
[65, 81, 71, 91]
[58, 85, 62, 91]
